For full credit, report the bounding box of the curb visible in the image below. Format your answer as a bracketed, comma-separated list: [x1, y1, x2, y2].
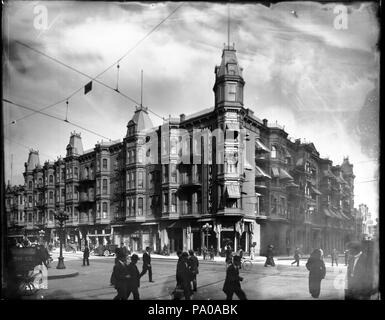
[48, 269, 79, 280]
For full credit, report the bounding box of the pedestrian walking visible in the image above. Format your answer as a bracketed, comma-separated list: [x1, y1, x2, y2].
[188, 250, 199, 292]
[202, 246, 207, 260]
[126, 254, 141, 300]
[331, 248, 339, 266]
[225, 244, 232, 266]
[175, 252, 193, 300]
[83, 244, 90, 266]
[209, 245, 215, 260]
[223, 255, 247, 300]
[345, 241, 373, 300]
[344, 249, 349, 266]
[264, 245, 275, 267]
[291, 247, 301, 266]
[250, 244, 255, 260]
[111, 249, 130, 300]
[140, 246, 154, 282]
[120, 242, 129, 262]
[306, 249, 326, 298]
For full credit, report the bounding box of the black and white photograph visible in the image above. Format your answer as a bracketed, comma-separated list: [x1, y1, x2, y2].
[2, 1, 380, 301]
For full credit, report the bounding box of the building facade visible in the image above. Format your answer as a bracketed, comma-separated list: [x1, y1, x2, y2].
[6, 44, 362, 256]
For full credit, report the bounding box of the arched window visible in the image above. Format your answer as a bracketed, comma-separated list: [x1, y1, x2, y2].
[271, 145, 277, 159]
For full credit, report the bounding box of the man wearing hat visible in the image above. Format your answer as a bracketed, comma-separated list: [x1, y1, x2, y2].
[140, 246, 154, 282]
[111, 249, 130, 300]
[127, 254, 141, 300]
[223, 255, 247, 300]
[264, 244, 275, 267]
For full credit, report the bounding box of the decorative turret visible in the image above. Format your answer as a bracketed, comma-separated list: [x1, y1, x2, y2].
[66, 131, 84, 156]
[126, 106, 154, 137]
[24, 149, 40, 172]
[213, 44, 245, 108]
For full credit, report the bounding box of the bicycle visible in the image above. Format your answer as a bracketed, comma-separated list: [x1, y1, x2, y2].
[240, 257, 253, 271]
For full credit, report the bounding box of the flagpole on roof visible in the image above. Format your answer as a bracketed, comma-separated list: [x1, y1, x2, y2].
[141, 69, 143, 108]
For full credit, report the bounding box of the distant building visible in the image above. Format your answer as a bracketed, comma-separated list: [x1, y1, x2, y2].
[5, 44, 360, 255]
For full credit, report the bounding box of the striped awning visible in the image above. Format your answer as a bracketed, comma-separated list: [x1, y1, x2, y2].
[225, 184, 241, 199]
[255, 165, 271, 179]
[311, 186, 322, 195]
[256, 139, 270, 153]
[286, 182, 299, 188]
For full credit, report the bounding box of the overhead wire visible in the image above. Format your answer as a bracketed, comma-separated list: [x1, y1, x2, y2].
[3, 98, 112, 141]
[7, 2, 185, 125]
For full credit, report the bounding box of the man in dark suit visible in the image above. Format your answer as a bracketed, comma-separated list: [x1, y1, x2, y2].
[223, 255, 247, 300]
[345, 241, 373, 300]
[176, 252, 193, 300]
[120, 242, 129, 262]
[188, 250, 199, 292]
[140, 246, 153, 282]
[126, 254, 141, 300]
[111, 249, 130, 300]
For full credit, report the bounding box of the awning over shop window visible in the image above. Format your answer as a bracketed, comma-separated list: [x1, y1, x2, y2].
[256, 139, 270, 153]
[226, 123, 240, 131]
[167, 221, 186, 229]
[271, 167, 280, 177]
[311, 186, 322, 195]
[323, 169, 336, 179]
[339, 210, 350, 220]
[255, 165, 271, 179]
[279, 168, 294, 180]
[330, 208, 343, 220]
[323, 208, 334, 218]
[286, 182, 299, 188]
[225, 184, 241, 199]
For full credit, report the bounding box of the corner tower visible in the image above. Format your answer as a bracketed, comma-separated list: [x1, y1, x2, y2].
[213, 44, 245, 108]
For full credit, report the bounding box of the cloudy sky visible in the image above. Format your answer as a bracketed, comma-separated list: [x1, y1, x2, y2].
[3, 1, 380, 219]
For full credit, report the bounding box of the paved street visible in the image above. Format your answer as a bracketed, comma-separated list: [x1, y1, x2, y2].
[29, 250, 347, 300]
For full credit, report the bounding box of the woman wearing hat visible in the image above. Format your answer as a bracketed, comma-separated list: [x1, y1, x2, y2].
[306, 249, 326, 298]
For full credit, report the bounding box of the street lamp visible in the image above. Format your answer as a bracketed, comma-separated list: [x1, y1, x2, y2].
[54, 209, 69, 269]
[202, 223, 212, 252]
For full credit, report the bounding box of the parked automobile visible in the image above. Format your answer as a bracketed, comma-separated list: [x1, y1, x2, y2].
[91, 244, 118, 257]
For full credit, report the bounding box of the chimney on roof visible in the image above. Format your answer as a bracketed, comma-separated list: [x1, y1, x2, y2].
[262, 119, 268, 126]
[180, 114, 185, 122]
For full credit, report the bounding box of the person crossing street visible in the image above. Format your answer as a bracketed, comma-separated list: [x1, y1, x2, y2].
[140, 246, 154, 282]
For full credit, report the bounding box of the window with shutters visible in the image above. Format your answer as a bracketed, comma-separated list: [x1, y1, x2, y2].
[102, 179, 108, 195]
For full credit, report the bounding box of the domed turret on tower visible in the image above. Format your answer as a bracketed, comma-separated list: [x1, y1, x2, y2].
[213, 44, 245, 108]
[66, 131, 84, 156]
[25, 149, 40, 172]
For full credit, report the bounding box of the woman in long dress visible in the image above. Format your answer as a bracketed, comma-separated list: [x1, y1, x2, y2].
[306, 249, 326, 298]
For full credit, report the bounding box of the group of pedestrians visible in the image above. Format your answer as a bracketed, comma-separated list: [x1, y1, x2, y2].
[174, 250, 199, 300]
[110, 245, 153, 300]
